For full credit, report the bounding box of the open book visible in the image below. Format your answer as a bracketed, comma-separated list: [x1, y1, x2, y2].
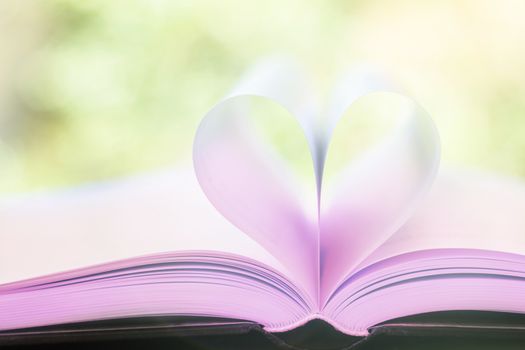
[2, 59, 525, 337]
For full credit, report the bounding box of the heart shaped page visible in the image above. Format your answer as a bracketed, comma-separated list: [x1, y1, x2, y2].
[193, 59, 440, 306]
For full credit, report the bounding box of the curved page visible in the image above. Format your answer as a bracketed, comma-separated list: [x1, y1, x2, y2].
[0, 168, 286, 284]
[358, 169, 525, 268]
[193, 58, 319, 297]
[319, 72, 440, 302]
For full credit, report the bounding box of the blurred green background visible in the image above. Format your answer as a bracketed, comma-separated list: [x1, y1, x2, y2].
[1, 0, 525, 193]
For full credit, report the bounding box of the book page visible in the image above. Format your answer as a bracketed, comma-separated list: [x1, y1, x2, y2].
[0, 167, 287, 284]
[358, 168, 525, 268]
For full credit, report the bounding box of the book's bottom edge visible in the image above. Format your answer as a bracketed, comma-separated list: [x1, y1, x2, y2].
[3, 311, 525, 349]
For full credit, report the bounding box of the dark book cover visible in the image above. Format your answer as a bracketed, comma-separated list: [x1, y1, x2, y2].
[2, 311, 525, 350]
